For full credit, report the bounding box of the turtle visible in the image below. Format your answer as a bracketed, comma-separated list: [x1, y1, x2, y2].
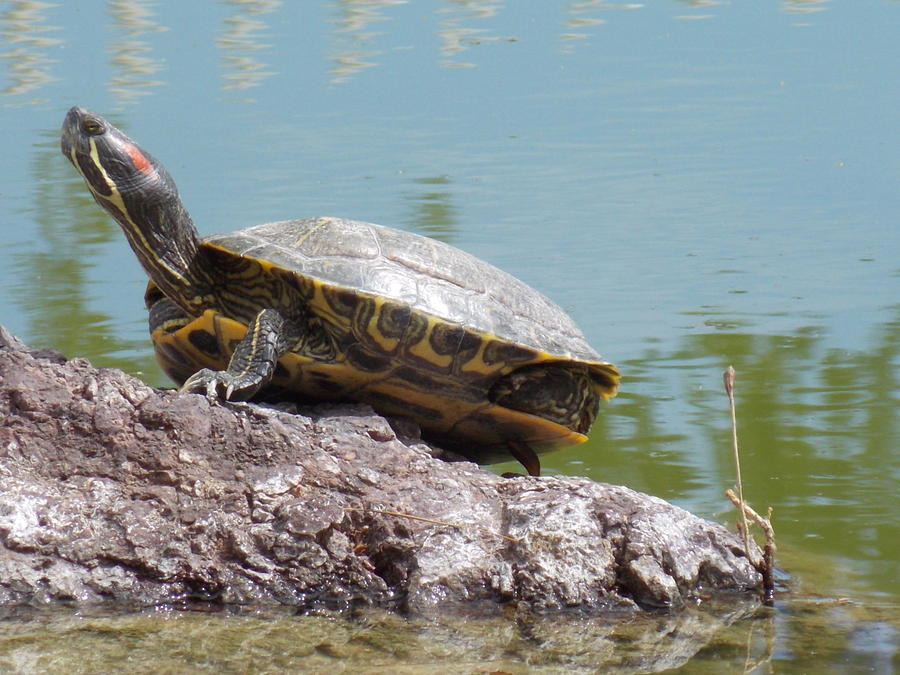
[60, 106, 619, 476]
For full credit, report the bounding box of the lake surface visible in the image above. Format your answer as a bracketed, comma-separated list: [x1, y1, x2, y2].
[0, 0, 897, 671]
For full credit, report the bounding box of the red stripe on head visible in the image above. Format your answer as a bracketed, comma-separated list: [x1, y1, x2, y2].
[124, 142, 154, 175]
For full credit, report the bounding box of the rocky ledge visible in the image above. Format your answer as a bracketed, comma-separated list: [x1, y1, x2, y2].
[0, 327, 760, 613]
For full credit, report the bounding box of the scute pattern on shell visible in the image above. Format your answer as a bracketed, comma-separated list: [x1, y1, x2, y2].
[204, 217, 602, 363]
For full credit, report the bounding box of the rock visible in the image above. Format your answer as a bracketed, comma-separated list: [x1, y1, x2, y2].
[0, 326, 761, 611]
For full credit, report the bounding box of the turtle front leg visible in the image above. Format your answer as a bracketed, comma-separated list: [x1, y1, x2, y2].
[181, 308, 301, 401]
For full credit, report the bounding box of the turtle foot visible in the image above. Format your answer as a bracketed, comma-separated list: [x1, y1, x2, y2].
[180, 369, 261, 402]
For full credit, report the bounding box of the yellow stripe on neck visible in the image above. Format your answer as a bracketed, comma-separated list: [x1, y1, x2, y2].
[76, 138, 188, 287]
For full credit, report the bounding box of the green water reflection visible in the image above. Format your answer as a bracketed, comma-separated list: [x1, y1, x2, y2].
[107, 0, 166, 105]
[535, 312, 900, 602]
[218, 0, 280, 96]
[13, 130, 160, 378]
[0, 599, 896, 673]
[403, 175, 460, 243]
[0, 1, 61, 101]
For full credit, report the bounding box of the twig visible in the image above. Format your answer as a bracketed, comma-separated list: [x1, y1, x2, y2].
[724, 366, 751, 558]
[726, 490, 777, 602]
[723, 366, 777, 604]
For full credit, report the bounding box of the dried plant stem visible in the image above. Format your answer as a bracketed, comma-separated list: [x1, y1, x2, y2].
[722, 366, 777, 603]
[726, 490, 777, 602]
[723, 366, 751, 558]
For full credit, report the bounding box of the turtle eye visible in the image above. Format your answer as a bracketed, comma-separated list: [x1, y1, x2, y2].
[82, 118, 104, 135]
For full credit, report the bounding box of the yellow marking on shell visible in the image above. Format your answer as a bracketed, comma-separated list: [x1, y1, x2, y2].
[593, 363, 621, 400]
[449, 403, 588, 450]
[291, 217, 333, 248]
[154, 315, 191, 334]
[363, 380, 473, 430]
[191, 293, 217, 309]
[246, 258, 347, 333]
[152, 308, 597, 459]
[364, 376, 587, 450]
[308, 277, 351, 329]
[460, 337, 495, 376]
[456, 335, 534, 377]
[151, 310, 230, 382]
[408, 318, 453, 369]
[78, 138, 189, 286]
[292, 360, 373, 393]
[365, 297, 401, 353]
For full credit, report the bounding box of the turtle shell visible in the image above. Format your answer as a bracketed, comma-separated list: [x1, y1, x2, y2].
[149, 216, 619, 463]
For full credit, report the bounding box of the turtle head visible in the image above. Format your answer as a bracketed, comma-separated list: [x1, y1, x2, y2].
[61, 107, 206, 313]
[61, 106, 175, 210]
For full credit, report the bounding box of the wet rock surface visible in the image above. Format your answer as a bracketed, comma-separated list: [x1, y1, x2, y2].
[0, 327, 760, 612]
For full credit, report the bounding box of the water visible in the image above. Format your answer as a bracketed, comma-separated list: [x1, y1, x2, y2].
[1, 0, 898, 670]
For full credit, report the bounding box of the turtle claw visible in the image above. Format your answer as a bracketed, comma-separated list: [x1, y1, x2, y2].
[209, 379, 226, 401]
[180, 368, 262, 402]
[180, 369, 230, 401]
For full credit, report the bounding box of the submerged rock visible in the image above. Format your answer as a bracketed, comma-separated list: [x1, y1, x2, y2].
[0, 327, 760, 612]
